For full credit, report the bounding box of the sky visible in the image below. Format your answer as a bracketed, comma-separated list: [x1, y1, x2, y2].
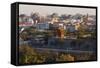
[19, 4, 96, 16]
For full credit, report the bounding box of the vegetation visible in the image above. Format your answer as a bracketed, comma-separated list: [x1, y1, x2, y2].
[19, 44, 96, 64]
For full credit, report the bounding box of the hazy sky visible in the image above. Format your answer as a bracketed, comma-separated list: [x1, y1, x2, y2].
[19, 4, 96, 16]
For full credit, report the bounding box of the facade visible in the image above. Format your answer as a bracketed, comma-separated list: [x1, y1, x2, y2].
[36, 22, 50, 30]
[19, 15, 34, 27]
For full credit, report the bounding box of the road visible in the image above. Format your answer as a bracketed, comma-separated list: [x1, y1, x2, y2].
[31, 47, 94, 54]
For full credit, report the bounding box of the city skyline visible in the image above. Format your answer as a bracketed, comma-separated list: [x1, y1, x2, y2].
[19, 4, 96, 16]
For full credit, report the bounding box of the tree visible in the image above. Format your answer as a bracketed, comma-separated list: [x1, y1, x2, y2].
[31, 12, 40, 24]
[60, 14, 68, 20]
[19, 45, 37, 64]
[51, 13, 59, 18]
[58, 53, 75, 61]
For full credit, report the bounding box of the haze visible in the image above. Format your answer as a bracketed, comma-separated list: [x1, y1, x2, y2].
[19, 4, 96, 16]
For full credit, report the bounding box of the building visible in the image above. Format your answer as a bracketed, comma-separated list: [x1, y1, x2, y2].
[66, 23, 76, 32]
[36, 22, 50, 30]
[19, 15, 34, 27]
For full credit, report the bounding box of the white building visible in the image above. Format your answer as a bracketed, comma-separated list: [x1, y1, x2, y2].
[19, 16, 34, 27]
